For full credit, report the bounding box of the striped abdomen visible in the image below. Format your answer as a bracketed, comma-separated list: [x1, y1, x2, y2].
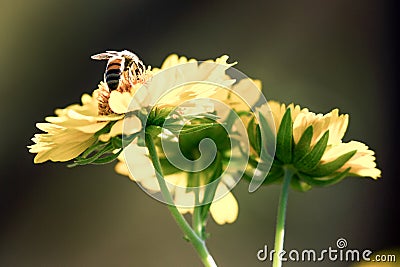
[105, 57, 124, 90]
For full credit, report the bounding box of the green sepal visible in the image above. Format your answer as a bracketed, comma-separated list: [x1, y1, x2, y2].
[224, 109, 239, 132]
[259, 113, 276, 156]
[304, 150, 356, 177]
[93, 121, 115, 137]
[262, 164, 284, 185]
[89, 149, 122, 165]
[74, 122, 115, 161]
[298, 168, 351, 187]
[290, 174, 312, 191]
[145, 125, 162, 138]
[293, 126, 313, 163]
[177, 123, 221, 135]
[159, 157, 181, 176]
[256, 160, 278, 175]
[80, 141, 107, 159]
[236, 110, 251, 117]
[147, 107, 174, 127]
[294, 130, 329, 172]
[178, 119, 231, 155]
[275, 108, 293, 164]
[111, 132, 140, 148]
[68, 130, 136, 167]
[241, 162, 282, 186]
[247, 116, 261, 156]
[68, 142, 114, 167]
[247, 155, 260, 169]
[181, 113, 220, 121]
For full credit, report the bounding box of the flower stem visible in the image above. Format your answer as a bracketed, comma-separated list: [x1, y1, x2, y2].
[193, 187, 204, 238]
[145, 133, 217, 267]
[272, 166, 293, 267]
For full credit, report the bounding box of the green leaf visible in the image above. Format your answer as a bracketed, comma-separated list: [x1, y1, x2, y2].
[293, 126, 313, 163]
[304, 150, 356, 177]
[294, 130, 329, 172]
[275, 108, 293, 163]
[298, 168, 351, 187]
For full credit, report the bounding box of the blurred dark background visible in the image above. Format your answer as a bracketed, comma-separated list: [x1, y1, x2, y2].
[0, 0, 398, 266]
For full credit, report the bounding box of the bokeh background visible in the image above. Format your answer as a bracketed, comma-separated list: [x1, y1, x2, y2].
[0, 0, 398, 266]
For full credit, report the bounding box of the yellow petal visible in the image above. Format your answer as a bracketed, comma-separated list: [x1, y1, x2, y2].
[108, 91, 133, 114]
[161, 54, 186, 69]
[121, 143, 159, 190]
[210, 184, 239, 224]
[114, 161, 132, 178]
[29, 127, 96, 163]
[122, 116, 142, 135]
[322, 141, 381, 179]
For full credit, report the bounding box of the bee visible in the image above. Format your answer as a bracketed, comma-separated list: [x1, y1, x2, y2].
[91, 50, 146, 92]
[91, 50, 146, 115]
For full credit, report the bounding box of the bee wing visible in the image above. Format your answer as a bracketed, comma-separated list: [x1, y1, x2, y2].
[120, 50, 136, 57]
[91, 53, 112, 60]
[91, 51, 120, 60]
[106, 50, 120, 54]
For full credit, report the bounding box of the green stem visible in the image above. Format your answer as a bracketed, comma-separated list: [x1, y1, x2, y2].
[145, 133, 217, 267]
[272, 166, 293, 267]
[193, 186, 204, 238]
[190, 160, 204, 238]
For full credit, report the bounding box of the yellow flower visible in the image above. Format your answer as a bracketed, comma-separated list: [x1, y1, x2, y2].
[28, 90, 125, 163]
[28, 53, 236, 164]
[249, 101, 381, 191]
[274, 101, 380, 178]
[29, 52, 261, 224]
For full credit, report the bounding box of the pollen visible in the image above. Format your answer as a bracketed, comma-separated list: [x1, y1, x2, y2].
[97, 71, 149, 115]
[97, 82, 113, 115]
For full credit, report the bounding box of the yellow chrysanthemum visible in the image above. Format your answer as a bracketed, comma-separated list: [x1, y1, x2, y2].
[28, 90, 125, 163]
[249, 101, 381, 191]
[28, 54, 236, 164]
[271, 101, 380, 178]
[29, 52, 262, 224]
